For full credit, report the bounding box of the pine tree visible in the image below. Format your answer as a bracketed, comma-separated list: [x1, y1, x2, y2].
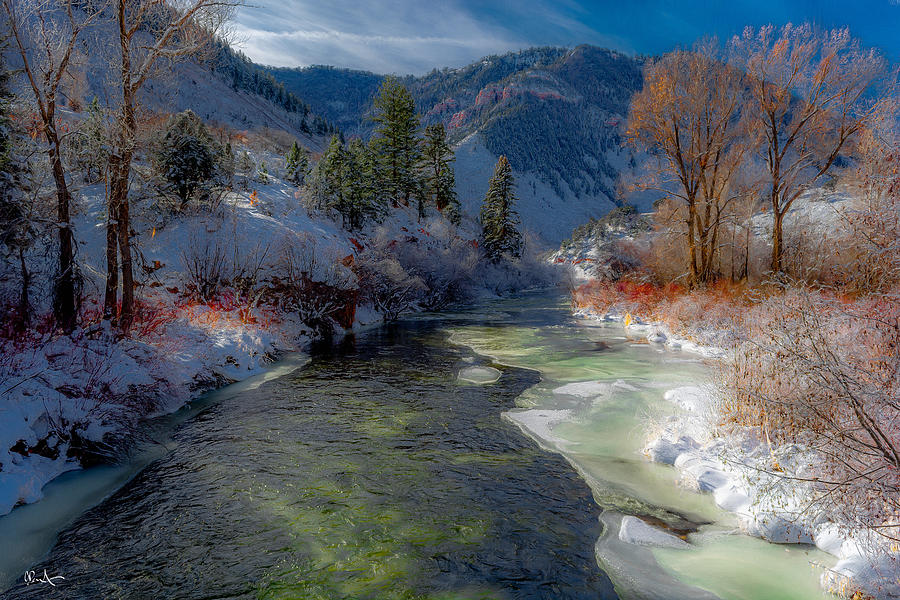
[154, 110, 218, 207]
[344, 138, 380, 230]
[420, 123, 459, 224]
[479, 155, 522, 260]
[308, 134, 346, 216]
[371, 76, 421, 206]
[75, 97, 108, 183]
[284, 141, 309, 185]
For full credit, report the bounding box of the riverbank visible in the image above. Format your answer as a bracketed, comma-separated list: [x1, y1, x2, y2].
[573, 300, 899, 600]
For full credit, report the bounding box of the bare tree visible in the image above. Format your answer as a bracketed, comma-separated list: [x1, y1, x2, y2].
[728, 24, 895, 275]
[626, 42, 748, 286]
[1, 0, 102, 331]
[104, 0, 239, 333]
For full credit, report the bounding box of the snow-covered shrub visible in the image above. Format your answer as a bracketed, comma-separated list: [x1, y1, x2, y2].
[720, 288, 900, 550]
[389, 220, 480, 310]
[475, 231, 558, 295]
[271, 232, 357, 336]
[354, 238, 426, 322]
[180, 230, 231, 302]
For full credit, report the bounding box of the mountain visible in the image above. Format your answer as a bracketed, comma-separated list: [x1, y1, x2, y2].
[70, 30, 335, 153]
[267, 45, 650, 242]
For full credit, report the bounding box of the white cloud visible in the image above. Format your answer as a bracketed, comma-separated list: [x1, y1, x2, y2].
[233, 0, 529, 73]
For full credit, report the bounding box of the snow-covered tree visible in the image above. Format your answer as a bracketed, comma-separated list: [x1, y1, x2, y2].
[0, 49, 34, 327]
[479, 155, 522, 260]
[1, 0, 101, 332]
[729, 24, 893, 274]
[103, 0, 239, 333]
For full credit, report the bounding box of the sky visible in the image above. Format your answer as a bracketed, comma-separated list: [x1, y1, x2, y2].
[233, 0, 900, 75]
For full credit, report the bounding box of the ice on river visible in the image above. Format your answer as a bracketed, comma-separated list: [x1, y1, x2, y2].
[503, 409, 574, 447]
[457, 366, 502, 384]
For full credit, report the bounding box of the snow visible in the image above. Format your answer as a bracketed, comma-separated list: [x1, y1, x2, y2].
[453, 134, 616, 245]
[618, 515, 691, 550]
[641, 363, 897, 597]
[571, 305, 898, 597]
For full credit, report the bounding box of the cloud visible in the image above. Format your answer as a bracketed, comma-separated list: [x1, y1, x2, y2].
[233, 0, 528, 74]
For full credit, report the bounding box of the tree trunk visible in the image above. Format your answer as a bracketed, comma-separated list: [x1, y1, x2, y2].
[104, 157, 120, 322]
[112, 7, 136, 335]
[117, 182, 134, 333]
[48, 130, 77, 333]
[772, 209, 784, 275]
[687, 202, 699, 288]
[18, 245, 29, 329]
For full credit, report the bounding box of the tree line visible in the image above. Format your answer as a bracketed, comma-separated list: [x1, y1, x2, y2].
[303, 76, 461, 230]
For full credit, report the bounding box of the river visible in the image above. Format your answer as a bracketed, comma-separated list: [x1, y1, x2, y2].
[0, 291, 832, 599]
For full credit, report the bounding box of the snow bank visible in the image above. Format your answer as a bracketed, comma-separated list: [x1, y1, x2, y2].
[644, 381, 898, 597]
[572, 306, 898, 598]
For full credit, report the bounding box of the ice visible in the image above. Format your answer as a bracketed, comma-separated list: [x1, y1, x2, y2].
[457, 366, 501, 384]
[618, 516, 691, 549]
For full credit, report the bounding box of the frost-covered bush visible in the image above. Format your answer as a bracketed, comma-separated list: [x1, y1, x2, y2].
[720, 288, 900, 547]
[354, 237, 426, 322]
[389, 220, 480, 310]
[271, 232, 357, 336]
[475, 231, 558, 295]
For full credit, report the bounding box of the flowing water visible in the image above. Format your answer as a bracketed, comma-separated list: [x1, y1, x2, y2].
[0, 292, 832, 599]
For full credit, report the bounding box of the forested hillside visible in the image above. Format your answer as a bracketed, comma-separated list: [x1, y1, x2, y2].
[266, 46, 648, 242]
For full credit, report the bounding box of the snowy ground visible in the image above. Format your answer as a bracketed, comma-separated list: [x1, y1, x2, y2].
[575, 306, 900, 599]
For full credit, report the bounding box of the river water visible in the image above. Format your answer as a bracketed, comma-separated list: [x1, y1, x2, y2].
[0, 292, 832, 599]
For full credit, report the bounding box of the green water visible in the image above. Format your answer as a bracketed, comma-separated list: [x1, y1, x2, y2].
[0, 291, 833, 599]
[446, 293, 832, 600]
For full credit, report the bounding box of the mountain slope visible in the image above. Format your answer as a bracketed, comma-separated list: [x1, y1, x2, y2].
[267, 45, 649, 242]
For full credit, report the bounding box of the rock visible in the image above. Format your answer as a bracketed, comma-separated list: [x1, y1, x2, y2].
[648, 331, 667, 344]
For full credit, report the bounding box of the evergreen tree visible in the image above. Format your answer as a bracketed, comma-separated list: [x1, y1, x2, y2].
[153, 110, 218, 207]
[371, 76, 421, 206]
[308, 134, 346, 214]
[479, 155, 522, 260]
[343, 138, 380, 230]
[72, 97, 108, 183]
[420, 123, 459, 224]
[284, 141, 309, 185]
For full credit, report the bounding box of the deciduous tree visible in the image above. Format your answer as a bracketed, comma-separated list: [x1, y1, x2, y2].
[728, 24, 894, 274]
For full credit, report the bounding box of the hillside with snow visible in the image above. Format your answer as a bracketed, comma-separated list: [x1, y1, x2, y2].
[268, 46, 652, 243]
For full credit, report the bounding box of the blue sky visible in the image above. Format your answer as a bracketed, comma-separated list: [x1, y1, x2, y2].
[234, 0, 900, 74]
